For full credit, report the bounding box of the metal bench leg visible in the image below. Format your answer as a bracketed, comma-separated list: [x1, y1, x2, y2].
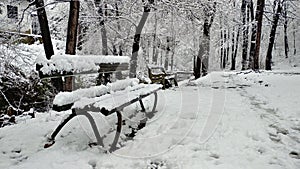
[145, 92, 158, 119]
[152, 92, 158, 113]
[44, 109, 105, 148]
[139, 99, 146, 112]
[109, 111, 122, 152]
[173, 78, 178, 86]
[76, 111, 104, 147]
[44, 110, 77, 148]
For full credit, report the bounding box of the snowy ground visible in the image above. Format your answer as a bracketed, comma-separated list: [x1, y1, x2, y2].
[0, 69, 299, 169]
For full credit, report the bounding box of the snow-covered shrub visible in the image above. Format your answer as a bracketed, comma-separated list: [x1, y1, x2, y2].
[0, 41, 54, 119]
[0, 63, 54, 115]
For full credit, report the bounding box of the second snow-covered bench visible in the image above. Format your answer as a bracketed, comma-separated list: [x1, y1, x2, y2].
[37, 55, 162, 152]
[37, 54, 130, 78]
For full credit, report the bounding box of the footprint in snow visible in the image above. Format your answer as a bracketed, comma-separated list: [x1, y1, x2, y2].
[289, 151, 300, 159]
[9, 148, 28, 164]
[88, 159, 97, 169]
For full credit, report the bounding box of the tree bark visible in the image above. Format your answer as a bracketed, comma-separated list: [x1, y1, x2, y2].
[293, 24, 296, 55]
[283, 1, 289, 58]
[195, 2, 216, 78]
[64, 0, 80, 91]
[222, 29, 227, 69]
[114, 2, 123, 79]
[248, 0, 256, 69]
[152, 12, 158, 64]
[129, 0, 154, 78]
[35, 0, 53, 59]
[241, 0, 248, 70]
[266, 0, 281, 70]
[231, 27, 240, 70]
[220, 23, 224, 69]
[230, 0, 237, 71]
[230, 28, 235, 70]
[100, 4, 108, 55]
[226, 28, 230, 64]
[96, 3, 110, 85]
[164, 37, 170, 70]
[35, 0, 63, 91]
[253, 0, 265, 70]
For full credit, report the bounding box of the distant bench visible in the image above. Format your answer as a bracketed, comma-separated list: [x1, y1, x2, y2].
[37, 55, 162, 152]
[147, 65, 178, 89]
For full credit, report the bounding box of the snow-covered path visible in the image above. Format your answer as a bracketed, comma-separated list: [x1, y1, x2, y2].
[0, 71, 299, 169]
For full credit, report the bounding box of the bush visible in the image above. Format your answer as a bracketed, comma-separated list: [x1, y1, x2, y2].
[0, 63, 54, 116]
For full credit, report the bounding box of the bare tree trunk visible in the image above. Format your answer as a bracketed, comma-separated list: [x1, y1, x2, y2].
[283, 1, 289, 58]
[241, 0, 248, 70]
[35, 0, 63, 91]
[96, 3, 110, 85]
[230, 28, 235, 70]
[100, 4, 108, 55]
[293, 24, 297, 55]
[253, 0, 265, 70]
[220, 35, 223, 69]
[231, 27, 240, 70]
[226, 28, 230, 64]
[164, 37, 169, 70]
[171, 40, 175, 71]
[170, 9, 175, 71]
[152, 12, 158, 64]
[195, 2, 216, 78]
[114, 2, 123, 79]
[231, 0, 238, 71]
[64, 0, 79, 91]
[222, 29, 226, 69]
[248, 0, 256, 69]
[266, 0, 281, 70]
[220, 16, 224, 69]
[130, 0, 154, 78]
[35, 0, 53, 60]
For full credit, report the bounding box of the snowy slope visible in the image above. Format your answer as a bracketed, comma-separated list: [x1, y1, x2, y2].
[0, 69, 299, 169]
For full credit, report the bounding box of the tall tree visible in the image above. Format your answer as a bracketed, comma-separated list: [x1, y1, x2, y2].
[35, 0, 63, 91]
[220, 17, 224, 69]
[194, 1, 216, 78]
[283, 0, 289, 58]
[152, 12, 158, 64]
[248, 0, 256, 69]
[230, 0, 239, 71]
[129, 0, 154, 78]
[253, 0, 265, 70]
[64, 0, 80, 91]
[164, 37, 170, 70]
[241, 0, 248, 70]
[113, 2, 123, 80]
[266, 0, 281, 70]
[96, 2, 110, 85]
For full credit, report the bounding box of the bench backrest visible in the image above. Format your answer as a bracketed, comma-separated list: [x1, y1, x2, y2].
[36, 54, 130, 79]
[147, 65, 167, 78]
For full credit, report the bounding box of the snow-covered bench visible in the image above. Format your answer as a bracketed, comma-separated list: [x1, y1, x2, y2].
[37, 54, 130, 79]
[37, 55, 162, 152]
[147, 65, 178, 89]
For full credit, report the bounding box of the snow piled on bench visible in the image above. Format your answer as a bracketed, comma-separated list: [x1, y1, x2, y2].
[53, 78, 139, 106]
[73, 84, 161, 110]
[36, 54, 130, 75]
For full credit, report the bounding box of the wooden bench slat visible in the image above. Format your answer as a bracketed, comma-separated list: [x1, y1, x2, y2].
[73, 84, 162, 116]
[53, 78, 139, 107]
